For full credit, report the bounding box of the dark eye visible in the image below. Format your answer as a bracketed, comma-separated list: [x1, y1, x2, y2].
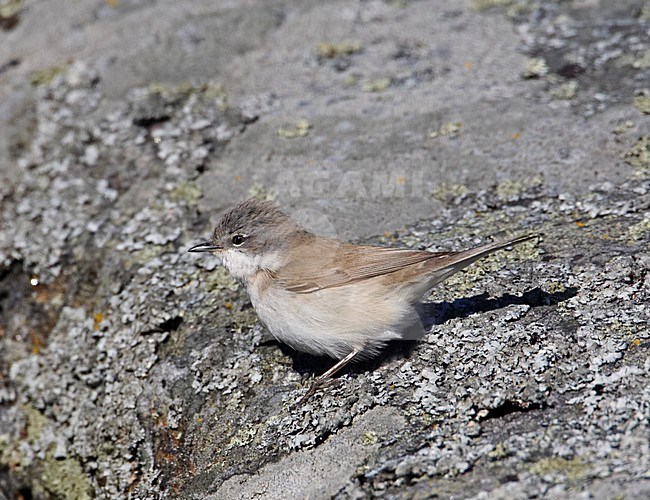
[231, 234, 246, 246]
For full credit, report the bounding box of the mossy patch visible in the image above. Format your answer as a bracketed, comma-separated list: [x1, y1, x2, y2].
[205, 267, 239, 293]
[169, 182, 202, 204]
[544, 280, 566, 295]
[316, 41, 363, 58]
[431, 182, 470, 204]
[142, 82, 229, 114]
[30, 65, 66, 86]
[488, 442, 509, 460]
[472, 0, 515, 11]
[622, 136, 650, 170]
[634, 96, 650, 114]
[495, 176, 543, 202]
[523, 58, 549, 78]
[41, 455, 93, 500]
[429, 122, 462, 139]
[361, 431, 378, 446]
[528, 457, 588, 481]
[277, 119, 311, 138]
[247, 183, 277, 202]
[0, 0, 23, 19]
[626, 216, 650, 241]
[362, 78, 392, 92]
[550, 81, 578, 100]
[0, 405, 93, 500]
[225, 423, 259, 450]
[613, 121, 635, 135]
[127, 245, 166, 269]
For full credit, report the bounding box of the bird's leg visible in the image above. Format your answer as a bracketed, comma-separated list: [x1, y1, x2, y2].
[297, 348, 362, 405]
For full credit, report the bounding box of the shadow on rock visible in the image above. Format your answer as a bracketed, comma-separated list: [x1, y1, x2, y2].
[421, 286, 579, 327]
[277, 286, 578, 379]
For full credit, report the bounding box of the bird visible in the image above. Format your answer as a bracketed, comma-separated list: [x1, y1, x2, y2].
[189, 198, 537, 403]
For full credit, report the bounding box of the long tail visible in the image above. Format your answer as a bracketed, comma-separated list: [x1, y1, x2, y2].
[427, 233, 540, 286]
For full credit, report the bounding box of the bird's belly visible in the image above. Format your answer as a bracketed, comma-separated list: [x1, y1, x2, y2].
[247, 279, 418, 360]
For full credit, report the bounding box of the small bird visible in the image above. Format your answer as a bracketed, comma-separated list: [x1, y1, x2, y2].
[189, 198, 537, 403]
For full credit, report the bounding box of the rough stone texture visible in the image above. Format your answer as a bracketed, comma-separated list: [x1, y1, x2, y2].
[0, 0, 648, 498]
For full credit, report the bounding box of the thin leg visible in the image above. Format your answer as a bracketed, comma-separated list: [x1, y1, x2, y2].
[297, 348, 362, 406]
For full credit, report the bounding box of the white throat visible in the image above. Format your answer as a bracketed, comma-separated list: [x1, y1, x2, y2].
[220, 249, 282, 282]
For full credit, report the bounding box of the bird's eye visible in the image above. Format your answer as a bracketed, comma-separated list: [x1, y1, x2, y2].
[231, 234, 246, 246]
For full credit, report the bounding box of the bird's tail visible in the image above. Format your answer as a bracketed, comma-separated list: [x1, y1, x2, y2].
[427, 233, 540, 286]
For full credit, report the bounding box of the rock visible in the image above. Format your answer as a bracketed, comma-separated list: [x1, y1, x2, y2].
[0, 1, 649, 499]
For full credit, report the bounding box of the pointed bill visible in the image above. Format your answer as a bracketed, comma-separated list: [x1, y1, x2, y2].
[188, 241, 222, 253]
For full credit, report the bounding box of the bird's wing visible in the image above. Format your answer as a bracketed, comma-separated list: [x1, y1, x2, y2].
[276, 234, 538, 294]
[277, 241, 445, 293]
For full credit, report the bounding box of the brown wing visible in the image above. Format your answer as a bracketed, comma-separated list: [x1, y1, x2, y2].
[277, 237, 446, 293]
[276, 233, 538, 294]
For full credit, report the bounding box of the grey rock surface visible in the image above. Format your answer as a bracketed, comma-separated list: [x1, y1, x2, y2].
[0, 0, 649, 498]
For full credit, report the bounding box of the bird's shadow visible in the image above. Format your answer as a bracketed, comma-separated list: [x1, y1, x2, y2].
[422, 286, 578, 328]
[269, 286, 578, 378]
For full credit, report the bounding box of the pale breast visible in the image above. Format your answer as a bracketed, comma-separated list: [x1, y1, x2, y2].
[247, 272, 422, 360]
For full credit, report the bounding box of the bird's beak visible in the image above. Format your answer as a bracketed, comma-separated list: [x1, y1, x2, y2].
[188, 241, 222, 253]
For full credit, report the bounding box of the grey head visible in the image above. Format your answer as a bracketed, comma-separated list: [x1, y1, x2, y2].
[188, 198, 305, 257]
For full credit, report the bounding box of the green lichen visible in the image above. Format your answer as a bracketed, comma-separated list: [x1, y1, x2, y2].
[169, 182, 203, 204]
[0, 0, 23, 18]
[277, 119, 311, 138]
[127, 245, 166, 269]
[634, 96, 650, 115]
[523, 58, 549, 78]
[146, 82, 228, 111]
[361, 431, 378, 446]
[225, 423, 259, 450]
[316, 41, 363, 58]
[505, 1, 533, 18]
[528, 457, 588, 481]
[362, 78, 392, 92]
[627, 216, 650, 241]
[488, 443, 509, 460]
[41, 455, 93, 500]
[247, 183, 277, 202]
[606, 320, 646, 341]
[205, 267, 240, 293]
[544, 280, 566, 295]
[1, 406, 93, 500]
[343, 74, 359, 87]
[495, 176, 543, 202]
[30, 65, 66, 86]
[550, 81, 578, 100]
[431, 182, 470, 204]
[622, 136, 650, 170]
[632, 49, 650, 69]
[429, 122, 462, 139]
[613, 121, 635, 135]
[472, 0, 514, 11]
[202, 82, 229, 103]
